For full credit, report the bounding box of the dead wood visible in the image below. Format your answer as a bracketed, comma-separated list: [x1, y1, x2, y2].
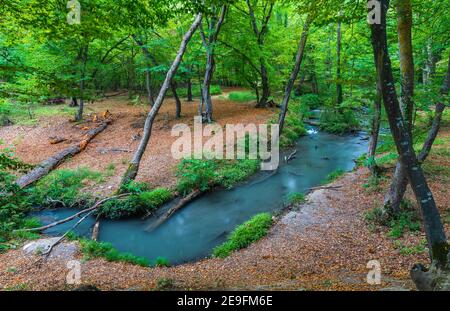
[16, 121, 110, 188]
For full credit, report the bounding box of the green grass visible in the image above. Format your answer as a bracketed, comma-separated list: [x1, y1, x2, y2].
[79, 239, 150, 267]
[0, 100, 77, 125]
[323, 169, 345, 184]
[319, 109, 360, 134]
[284, 192, 306, 205]
[168, 84, 222, 98]
[213, 213, 273, 258]
[228, 91, 257, 102]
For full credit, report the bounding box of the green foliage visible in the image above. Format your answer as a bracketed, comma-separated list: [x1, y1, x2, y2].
[364, 201, 421, 238]
[156, 278, 175, 290]
[176, 159, 217, 195]
[297, 94, 321, 109]
[323, 169, 345, 184]
[79, 239, 149, 267]
[393, 239, 427, 256]
[154, 256, 171, 267]
[319, 109, 359, 134]
[215, 159, 259, 189]
[99, 188, 172, 219]
[228, 91, 257, 102]
[119, 180, 150, 194]
[28, 168, 103, 207]
[362, 174, 386, 193]
[213, 213, 273, 258]
[279, 115, 307, 148]
[285, 192, 306, 205]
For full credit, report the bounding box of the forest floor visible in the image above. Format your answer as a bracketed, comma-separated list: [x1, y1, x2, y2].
[0, 88, 274, 195]
[0, 92, 448, 291]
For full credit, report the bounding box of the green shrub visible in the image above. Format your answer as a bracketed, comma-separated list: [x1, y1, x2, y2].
[319, 109, 359, 134]
[79, 239, 149, 267]
[99, 188, 172, 219]
[278, 114, 307, 148]
[213, 213, 273, 258]
[298, 94, 321, 109]
[119, 180, 150, 194]
[228, 91, 257, 103]
[176, 159, 217, 195]
[170, 84, 222, 98]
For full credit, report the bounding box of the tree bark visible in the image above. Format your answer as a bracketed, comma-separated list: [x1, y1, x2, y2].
[278, 16, 312, 134]
[370, 0, 448, 268]
[16, 121, 110, 188]
[187, 77, 193, 102]
[383, 0, 415, 214]
[368, 78, 382, 175]
[120, 13, 203, 187]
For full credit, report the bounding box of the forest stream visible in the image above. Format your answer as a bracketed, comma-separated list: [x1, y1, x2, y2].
[33, 127, 369, 265]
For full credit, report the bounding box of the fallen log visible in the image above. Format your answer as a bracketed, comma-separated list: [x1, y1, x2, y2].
[309, 185, 342, 191]
[285, 149, 297, 162]
[145, 190, 202, 232]
[16, 193, 129, 233]
[16, 121, 111, 188]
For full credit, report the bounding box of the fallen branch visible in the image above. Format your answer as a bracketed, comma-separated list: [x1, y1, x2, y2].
[42, 210, 95, 257]
[16, 121, 111, 188]
[309, 185, 342, 191]
[285, 149, 297, 162]
[145, 190, 202, 232]
[16, 194, 129, 233]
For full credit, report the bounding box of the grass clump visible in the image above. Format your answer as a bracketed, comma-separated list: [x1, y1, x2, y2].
[79, 239, 150, 267]
[285, 192, 306, 205]
[154, 256, 171, 267]
[213, 213, 273, 258]
[228, 91, 257, 102]
[323, 169, 345, 184]
[215, 159, 259, 189]
[28, 168, 103, 207]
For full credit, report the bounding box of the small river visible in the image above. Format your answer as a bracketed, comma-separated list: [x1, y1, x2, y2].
[34, 128, 369, 265]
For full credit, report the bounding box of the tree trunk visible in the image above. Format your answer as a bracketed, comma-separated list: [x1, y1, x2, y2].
[199, 5, 227, 123]
[75, 45, 88, 122]
[120, 13, 203, 187]
[383, 0, 415, 214]
[368, 78, 382, 175]
[133, 35, 155, 106]
[278, 16, 312, 134]
[171, 81, 182, 119]
[336, 19, 343, 106]
[187, 77, 193, 102]
[256, 61, 270, 108]
[370, 0, 448, 270]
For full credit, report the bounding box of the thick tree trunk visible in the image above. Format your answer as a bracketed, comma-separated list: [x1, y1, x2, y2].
[336, 19, 343, 106]
[278, 17, 312, 134]
[370, 0, 448, 270]
[256, 61, 270, 108]
[383, 0, 415, 213]
[16, 121, 110, 188]
[202, 52, 215, 122]
[120, 13, 203, 187]
[171, 81, 182, 119]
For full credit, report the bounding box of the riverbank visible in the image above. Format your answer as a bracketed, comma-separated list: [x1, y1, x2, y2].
[1, 152, 448, 290]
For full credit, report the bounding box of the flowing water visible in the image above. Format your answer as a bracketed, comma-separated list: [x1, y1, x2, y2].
[34, 128, 369, 265]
